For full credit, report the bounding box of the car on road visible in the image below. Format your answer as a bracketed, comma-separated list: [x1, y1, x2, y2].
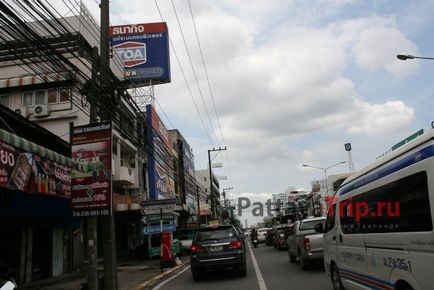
[287, 217, 326, 270]
[190, 225, 247, 281]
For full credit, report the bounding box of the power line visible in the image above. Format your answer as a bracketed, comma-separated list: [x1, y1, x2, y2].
[169, 0, 219, 147]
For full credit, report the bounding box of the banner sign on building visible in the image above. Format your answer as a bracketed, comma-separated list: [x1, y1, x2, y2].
[109, 22, 171, 85]
[146, 105, 175, 201]
[71, 122, 112, 216]
[0, 140, 71, 197]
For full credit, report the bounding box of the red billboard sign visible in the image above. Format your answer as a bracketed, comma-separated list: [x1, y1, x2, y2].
[71, 122, 112, 216]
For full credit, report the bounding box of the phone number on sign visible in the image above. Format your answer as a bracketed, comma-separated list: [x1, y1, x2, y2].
[73, 209, 110, 217]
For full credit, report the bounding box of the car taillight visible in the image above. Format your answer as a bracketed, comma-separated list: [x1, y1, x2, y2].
[229, 241, 242, 249]
[304, 237, 311, 251]
[191, 244, 204, 252]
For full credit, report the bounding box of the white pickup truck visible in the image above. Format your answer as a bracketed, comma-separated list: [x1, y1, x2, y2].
[286, 217, 326, 270]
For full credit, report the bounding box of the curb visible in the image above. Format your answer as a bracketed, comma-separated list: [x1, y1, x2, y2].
[133, 262, 190, 290]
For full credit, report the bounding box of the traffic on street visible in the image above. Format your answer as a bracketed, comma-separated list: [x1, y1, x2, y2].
[154, 239, 331, 290]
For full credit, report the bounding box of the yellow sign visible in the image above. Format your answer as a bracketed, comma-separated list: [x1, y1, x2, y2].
[208, 220, 219, 226]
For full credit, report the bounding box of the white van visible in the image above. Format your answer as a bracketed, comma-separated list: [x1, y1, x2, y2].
[321, 130, 434, 290]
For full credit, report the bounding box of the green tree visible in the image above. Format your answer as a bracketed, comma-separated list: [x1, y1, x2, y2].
[229, 215, 242, 228]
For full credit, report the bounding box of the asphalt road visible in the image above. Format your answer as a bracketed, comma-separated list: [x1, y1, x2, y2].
[152, 241, 333, 290]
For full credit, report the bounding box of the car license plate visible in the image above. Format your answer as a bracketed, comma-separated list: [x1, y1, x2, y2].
[210, 245, 223, 252]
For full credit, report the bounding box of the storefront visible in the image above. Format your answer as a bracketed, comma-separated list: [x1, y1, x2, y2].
[0, 107, 78, 284]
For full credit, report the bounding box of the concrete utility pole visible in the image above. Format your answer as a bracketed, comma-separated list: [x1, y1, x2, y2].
[86, 46, 99, 290]
[100, 0, 118, 289]
[222, 187, 233, 207]
[207, 147, 227, 220]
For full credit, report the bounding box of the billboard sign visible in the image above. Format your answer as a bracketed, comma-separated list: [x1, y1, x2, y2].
[71, 122, 112, 216]
[109, 22, 171, 85]
[0, 141, 71, 197]
[146, 105, 175, 200]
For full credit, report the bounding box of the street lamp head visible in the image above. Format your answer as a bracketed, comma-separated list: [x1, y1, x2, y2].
[302, 164, 309, 167]
[397, 54, 414, 61]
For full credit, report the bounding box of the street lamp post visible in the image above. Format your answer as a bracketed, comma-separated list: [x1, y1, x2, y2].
[302, 161, 346, 211]
[208, 147, 227, 220]
[222, 187, 233, 207]
[397, 54, 434, 61]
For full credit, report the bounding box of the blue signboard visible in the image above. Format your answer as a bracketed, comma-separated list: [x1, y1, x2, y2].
[109, 22, 171, 85]
[146, 105, 176, 200]
[143, 224, 176, 235]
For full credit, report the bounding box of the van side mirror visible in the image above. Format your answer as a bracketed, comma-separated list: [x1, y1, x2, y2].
[314, 223, 324, 233]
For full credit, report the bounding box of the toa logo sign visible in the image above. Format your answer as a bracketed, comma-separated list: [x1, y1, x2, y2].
[113, 41, 147, 67]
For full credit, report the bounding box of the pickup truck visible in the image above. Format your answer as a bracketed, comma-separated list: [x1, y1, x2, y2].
[286, 217, 326, 270]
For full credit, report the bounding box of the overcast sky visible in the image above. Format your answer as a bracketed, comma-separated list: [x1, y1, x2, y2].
[79, 0, 434, 224]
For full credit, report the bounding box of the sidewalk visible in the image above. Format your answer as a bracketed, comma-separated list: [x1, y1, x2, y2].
[17, 256, 190, 290]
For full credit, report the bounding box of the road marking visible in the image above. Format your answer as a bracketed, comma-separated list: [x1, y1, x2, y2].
[152, 265, 191, 290]
[247, 242, 268, 290]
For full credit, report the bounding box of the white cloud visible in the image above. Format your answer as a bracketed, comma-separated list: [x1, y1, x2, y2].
[352, 26, 418, 76]
[348, 100, 415, 135]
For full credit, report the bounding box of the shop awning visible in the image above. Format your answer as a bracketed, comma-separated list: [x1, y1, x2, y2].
[0, 128, 71, 166]
[0, 72, 70, 88]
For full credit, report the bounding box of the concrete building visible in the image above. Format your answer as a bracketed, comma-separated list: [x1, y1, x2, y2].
[0, 4, 148, 280]
[195, 169, 220, 223]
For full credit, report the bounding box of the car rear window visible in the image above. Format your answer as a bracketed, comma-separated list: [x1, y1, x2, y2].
[299, 220, 325, 231]
[196, 227, 237, 241]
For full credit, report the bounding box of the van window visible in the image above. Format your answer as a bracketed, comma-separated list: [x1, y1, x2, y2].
[325, 204, 336, 233]
[340, 171, 432, 234]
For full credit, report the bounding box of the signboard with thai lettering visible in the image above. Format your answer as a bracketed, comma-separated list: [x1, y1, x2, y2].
[109, 22, 171, 85]
[0, 141, 71, 197]
[71, 122, 112, 216]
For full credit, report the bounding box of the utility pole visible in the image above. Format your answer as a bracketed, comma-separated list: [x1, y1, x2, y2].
[100, 0, 118, 289]
[196, 185, 201, 227]
[207, 147, 227, 220]
[85, 46, 100, 290]
[222, 187, 233, 207]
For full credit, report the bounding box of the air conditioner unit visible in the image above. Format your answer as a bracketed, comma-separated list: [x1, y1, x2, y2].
[14, 107, 27, 118]
[34, 104, 49, 117]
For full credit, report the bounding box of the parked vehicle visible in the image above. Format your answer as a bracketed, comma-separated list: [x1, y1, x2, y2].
[265, 228, 274, 246]
[257, 227, 269, 243]
[190, 225, 247, 281]
[174, 228, 197, 253]
[273, 224, 292, 250]
[287, 217, 326, 270]
[321, 130, 434, 290]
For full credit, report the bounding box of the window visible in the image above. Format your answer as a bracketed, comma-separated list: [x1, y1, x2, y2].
[35, 90, 45, 105]
[23, 88, 70, 106]
[48, 89, 57, 104]
[59, 89, 70, 102]
[325, 204, 336, 233]
[340, 171, 432, 234]
[196, 227, 236, 241]
[299, 219, 325, 231]
[22, 92, 33, 106]
[0, 94, 10, 107]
